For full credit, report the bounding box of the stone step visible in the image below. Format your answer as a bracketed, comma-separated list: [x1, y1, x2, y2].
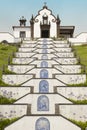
[14, 93, 72, 114]
[21, 78, 66, 87]
[4, 115, 81, 130]
[8, 65, 81, 74]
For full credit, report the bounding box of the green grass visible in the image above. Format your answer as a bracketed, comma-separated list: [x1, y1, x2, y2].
[68, 82, 87, 87]
[0, 118, 19, 130]
[68, 45, 87, 86]
[70, 99, 87, 104]
[3, 69, 16, 75]
[73, 44, 87, 73]
[70, 119, 87, 130]
[0, 43, 17, 79]
[0, 95, 16, 104]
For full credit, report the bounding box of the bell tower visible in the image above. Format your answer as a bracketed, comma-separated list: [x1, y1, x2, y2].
[19, 16, 27, 26]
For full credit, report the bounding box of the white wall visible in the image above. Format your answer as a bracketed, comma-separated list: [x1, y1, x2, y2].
[15, 52, 36, 58]
[0, 32, 14, 43]
[13, 27, 31, 39]
[34, 8, 57, 38]
[69, 32, 87, 44]
[12, 58, 35, 64]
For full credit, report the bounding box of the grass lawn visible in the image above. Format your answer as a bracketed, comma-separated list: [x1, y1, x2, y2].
[0, 43, 17, 79]
[73, 45, 87, 73]
[70, 99, 87, 104]
[70, 119, 87, 130]
[0, 118, 19, 130]
[0, 95, 15, 104]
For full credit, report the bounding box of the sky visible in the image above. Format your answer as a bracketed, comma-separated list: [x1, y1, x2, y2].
[0, 0, 87, 36]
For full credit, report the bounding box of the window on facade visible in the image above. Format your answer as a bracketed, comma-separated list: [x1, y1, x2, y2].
[43, 16, 48, 25]
[39, 80, 49, 93]
[20, 31, 26, 38]
[35, 117, 50, 130]
[40, 69, 48, 78]
[37, 95, 49, 111]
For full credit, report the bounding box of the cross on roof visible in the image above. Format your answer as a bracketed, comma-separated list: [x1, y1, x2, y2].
[44, 2, 47, 6]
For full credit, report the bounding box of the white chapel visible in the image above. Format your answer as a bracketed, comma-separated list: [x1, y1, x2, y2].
[13, 4, 75, 41]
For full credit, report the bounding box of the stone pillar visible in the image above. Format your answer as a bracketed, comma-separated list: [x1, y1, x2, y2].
[30, 15, 34, 40]
[56, 15, 61, 38]
[27, 104, 31, 115]
[55, 104, 60, 115]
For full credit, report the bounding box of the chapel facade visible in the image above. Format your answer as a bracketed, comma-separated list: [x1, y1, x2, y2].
[13, 4, 75, 40]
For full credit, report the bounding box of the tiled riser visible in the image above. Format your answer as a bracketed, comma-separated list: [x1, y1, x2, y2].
[8, 65, 35, 74]
[2, 75, 33, 85]
[0, 87, 30, 99]
[54, 48, 72, 52]
[57, 87, 87, 100]
[15, 52, 36, 58]
[56, 75, 86, 84]
[54, 58, 77, 64]
[59, 105, 87, 121]
[55, 65, 81, 73]
[0, 105, 27, 119]
[54, 53, 74, 57]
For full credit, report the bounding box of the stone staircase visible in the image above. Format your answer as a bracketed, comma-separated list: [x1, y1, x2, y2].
[0, 38, 87, 130]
